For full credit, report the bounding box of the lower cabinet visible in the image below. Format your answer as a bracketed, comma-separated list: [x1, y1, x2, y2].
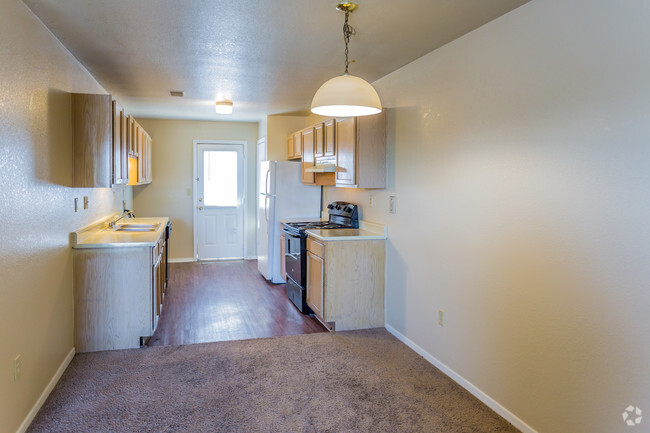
[73, 224, 170, 352]
[306, 237, 385, 331]
[280, 233, 287, 281]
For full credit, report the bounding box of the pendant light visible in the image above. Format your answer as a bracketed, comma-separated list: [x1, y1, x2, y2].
[311, 2, 381, 117]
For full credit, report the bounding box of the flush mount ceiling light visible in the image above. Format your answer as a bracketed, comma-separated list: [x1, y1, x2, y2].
[311, 2, 381, 117]
[215, 100, 233, 115]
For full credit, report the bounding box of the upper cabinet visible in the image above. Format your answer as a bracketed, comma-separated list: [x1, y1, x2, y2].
[301, 127, 315, 184]
[112, 100, 129, 185]
[288, 111, 385, 189]
[72, 93, 124, 188]
[336, 112, 386, 188]
[71, 93, 153, 188]
[128, 118, 152, 186]
[287, 134, 295, 159]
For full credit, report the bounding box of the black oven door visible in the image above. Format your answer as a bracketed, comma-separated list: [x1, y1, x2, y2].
[283, 228, 305, 286]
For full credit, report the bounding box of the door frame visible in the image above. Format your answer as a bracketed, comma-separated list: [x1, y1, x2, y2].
[192, 140, 248, 261]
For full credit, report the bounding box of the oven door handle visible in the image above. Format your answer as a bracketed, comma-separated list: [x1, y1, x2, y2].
[282, 227, 297, 237]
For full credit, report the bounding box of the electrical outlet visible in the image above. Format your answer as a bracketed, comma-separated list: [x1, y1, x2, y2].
[438, 309, 445, 327]
[13, 355, 21, 381]
[389, 196, 397, 214]
[74, 198, 78, 212]
[83, 196, 89, 210]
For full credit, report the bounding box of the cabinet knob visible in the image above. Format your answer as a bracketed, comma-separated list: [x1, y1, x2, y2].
[198, 206, 203, 211]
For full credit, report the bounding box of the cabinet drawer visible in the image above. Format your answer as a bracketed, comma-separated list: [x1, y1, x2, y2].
[306, 237, 325, 258]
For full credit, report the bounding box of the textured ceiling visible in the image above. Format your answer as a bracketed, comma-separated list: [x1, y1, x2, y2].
[24, 0, 530, 122]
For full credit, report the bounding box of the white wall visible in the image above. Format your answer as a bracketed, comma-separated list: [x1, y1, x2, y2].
[323, 0, 650, 431]
[0, 1, 132, 431]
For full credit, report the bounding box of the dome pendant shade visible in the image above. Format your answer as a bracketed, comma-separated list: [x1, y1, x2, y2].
[311, 74, 382, 117]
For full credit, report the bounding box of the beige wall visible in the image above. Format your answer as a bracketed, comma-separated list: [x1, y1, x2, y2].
[0, 1, 132, 431]
[323, 0, 650, 432]
[133, 119, 258, 260]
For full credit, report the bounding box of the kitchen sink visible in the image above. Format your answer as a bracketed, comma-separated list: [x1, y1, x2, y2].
[112, 223, 161, 232]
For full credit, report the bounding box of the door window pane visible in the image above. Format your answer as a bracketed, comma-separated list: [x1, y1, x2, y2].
[204, 150, 237, 206]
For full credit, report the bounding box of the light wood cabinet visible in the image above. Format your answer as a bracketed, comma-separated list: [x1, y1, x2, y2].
[73, 223, 170, 352]
[287, 134, 295, 159]
[324, 119, 336, 157]
[72, 93, 129, 188]
[306, 238, 325, 319]
[127, 118, 152, 185]
[112, 100, 129, 185]
[314, 123, 324, 158]
[306, 237, 385, 331]
[335, 111, 386, 188]
[293, 131, 302, 159]
[280, 233, 287, 281]
[301, 127, 315, 184]
[287, 111, 384, 188]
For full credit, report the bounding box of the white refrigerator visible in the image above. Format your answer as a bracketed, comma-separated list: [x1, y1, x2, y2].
[257, 161, 321, 283]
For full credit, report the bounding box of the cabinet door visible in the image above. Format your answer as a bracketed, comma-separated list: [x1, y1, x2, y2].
[137, 126, 146, 184]
[306, 251, 324, 319]
[314, 123, 324, 158]
[280, 234, 287, 281]
[120, 110, 129, 182]
[71, 93, 112, 188]
[293, 132, 302, 158]
[301, 127, 315, 184]
[152, 256, 161, 331]
[335, 117, 356, 186]
[324, 119, 335, 157]
[287, 134, 294, 159]
[112, 100, 126, 185]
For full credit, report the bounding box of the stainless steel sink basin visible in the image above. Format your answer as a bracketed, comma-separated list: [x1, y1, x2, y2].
[112, 223, 161, 232]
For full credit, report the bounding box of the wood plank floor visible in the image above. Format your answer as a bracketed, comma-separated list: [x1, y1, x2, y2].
[148, 260, 326, 346]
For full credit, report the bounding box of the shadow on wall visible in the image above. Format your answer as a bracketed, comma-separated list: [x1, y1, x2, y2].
[385, 239, 408, 331]
[35, 89, 72, 186]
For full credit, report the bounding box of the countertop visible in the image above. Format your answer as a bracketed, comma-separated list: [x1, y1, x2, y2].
[72, 216, 169, 249]
[306, 220, 387, 242]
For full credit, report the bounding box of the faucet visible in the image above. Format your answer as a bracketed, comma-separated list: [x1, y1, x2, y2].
[108, 202, 135, 230]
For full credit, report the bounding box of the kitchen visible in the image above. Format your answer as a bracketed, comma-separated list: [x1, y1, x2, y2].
[2, 1, 650, 433]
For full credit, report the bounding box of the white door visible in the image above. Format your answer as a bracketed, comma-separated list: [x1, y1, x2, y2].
[196, 143, 245, 260]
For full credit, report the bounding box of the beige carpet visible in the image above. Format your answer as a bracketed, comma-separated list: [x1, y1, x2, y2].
[28, 328, 519, 432]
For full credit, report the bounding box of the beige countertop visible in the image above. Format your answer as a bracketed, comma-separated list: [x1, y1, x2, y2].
[72, 216, 169, 249]
[306, 220, 387, 242]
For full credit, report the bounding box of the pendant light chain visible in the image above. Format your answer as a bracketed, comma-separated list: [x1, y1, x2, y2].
[343, 11, 355, 74]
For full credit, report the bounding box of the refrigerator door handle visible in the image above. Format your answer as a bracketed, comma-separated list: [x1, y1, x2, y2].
[264, 195, 270, 223]
[265, 169, 271, 195]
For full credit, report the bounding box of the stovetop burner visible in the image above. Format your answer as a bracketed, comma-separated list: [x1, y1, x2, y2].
[287, 221, 347, 230]
[282, 201, 359, 235]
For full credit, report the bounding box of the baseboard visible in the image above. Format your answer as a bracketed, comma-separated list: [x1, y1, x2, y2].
[168, 258, 195, 263]
[16, 347, 75, 433]
[384, 325, 538, 433]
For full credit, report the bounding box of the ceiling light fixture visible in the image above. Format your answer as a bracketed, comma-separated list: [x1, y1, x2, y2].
[311, 2, 381, 117]
[215, 100, 233, 115]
